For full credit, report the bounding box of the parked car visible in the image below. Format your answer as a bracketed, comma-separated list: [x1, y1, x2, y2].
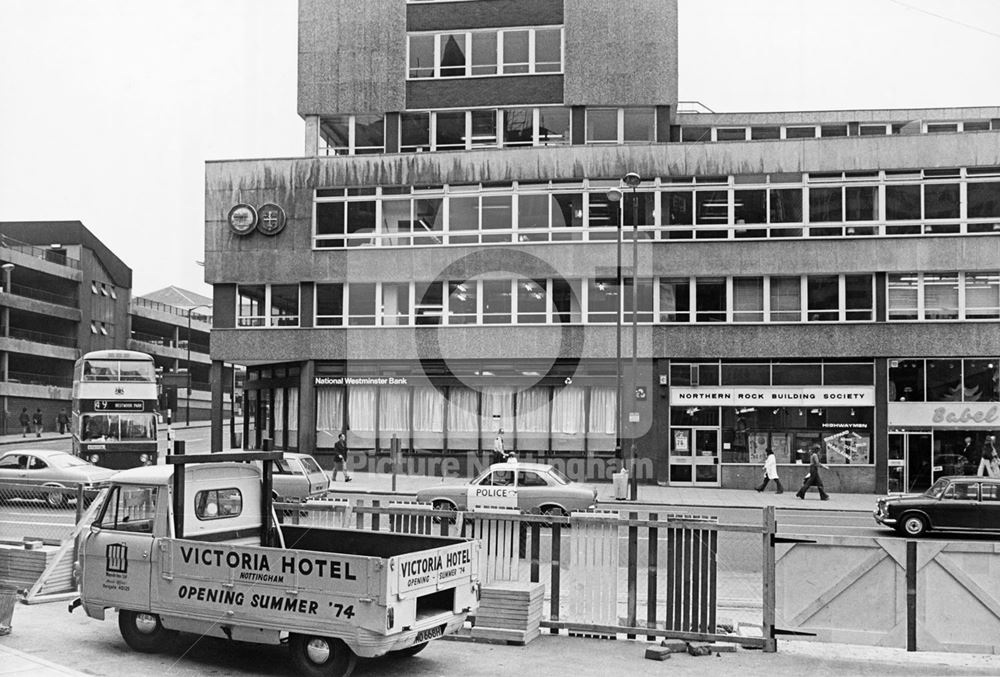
[873, 476, 1000, 536]
[0, 449, 115, 507]
[415, 461, 597, 516]
[269, 452, 331, 501]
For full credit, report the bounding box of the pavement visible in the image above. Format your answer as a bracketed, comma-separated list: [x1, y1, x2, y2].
[3, 598, 1000, 676]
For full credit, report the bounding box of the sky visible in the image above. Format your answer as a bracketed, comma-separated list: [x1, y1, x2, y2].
[0, 0, 998, 297]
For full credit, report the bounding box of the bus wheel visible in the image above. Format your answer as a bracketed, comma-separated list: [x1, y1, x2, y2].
[289, 634, 357, 677]
[118, 610, 175, 653]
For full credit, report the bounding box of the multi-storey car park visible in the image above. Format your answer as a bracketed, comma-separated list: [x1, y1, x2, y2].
[203, 0, 1000, 494]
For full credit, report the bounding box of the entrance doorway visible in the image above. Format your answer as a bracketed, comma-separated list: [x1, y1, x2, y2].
[668, 427, 720, 486]
[888, 432, 932, 493]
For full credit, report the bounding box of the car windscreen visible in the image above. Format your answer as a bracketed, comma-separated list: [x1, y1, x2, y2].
[925, 478, 949, 499]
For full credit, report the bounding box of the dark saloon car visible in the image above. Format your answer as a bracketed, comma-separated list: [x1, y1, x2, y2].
[874, 476, 1000, 537]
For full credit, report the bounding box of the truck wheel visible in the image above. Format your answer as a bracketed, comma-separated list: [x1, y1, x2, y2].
[391, 641, 428, 657]
[289, 633, 357, 677]
[118, 610, 175, 653]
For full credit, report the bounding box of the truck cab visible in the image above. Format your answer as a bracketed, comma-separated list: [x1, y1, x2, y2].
[76, 452, 479, 677]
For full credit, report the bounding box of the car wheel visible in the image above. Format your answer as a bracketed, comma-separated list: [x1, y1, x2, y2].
[45, 488, 67, 509]
[540, 505, 568, 518]
[901, 514, 927, 537]
[431, 500, 457, 527]
[118, 610, 176, 653]
[390, 641, 429, 658]
[288, 633, 356, 677]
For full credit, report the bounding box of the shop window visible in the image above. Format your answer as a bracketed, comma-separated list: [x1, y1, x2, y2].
[695, 278, 725, 322]
[659, 278, 690, 322]
[769, 276, 801, 322]
[722, 363, 770, 386]
[889, 359, 925, 401]
[670, 406, 720, 427]
[964, 359, 1000, 402]
[314, 284, 343, 326]
[926, 359, 962, 401]
[806, 275, 838, 321]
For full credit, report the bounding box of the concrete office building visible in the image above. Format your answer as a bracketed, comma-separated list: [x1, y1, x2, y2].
[204, 0, 1000, 493]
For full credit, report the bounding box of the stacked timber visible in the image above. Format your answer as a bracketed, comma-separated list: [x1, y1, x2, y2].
[0, 541, 54, 589]
[471, 581, 544, 645]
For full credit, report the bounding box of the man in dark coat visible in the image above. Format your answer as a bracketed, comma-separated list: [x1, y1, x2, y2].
[796, 447, 830, 500]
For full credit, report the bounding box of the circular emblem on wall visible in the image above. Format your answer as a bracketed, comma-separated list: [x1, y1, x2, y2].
[257, 203, 287, 236]
[228, 204, 258, 236]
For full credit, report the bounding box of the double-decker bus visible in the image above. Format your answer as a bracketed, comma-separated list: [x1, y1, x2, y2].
[72, 349, 159, 469]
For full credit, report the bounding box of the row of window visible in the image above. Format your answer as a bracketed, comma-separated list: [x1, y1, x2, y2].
[407, 27, 562, 79]
[238, 274, 876, 328]
[680, 118, 997, 143]
[237, 272, 1000, 328]
[312, 171, 1000, 248]
[889, 358, 1000, 403]
[89, 281, 118, 299]
[319, 106, 658, 155]
[316, 107, 996, 156]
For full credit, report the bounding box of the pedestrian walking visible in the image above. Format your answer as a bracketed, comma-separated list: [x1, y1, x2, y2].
[492, 428, 508, 465]
[57, 408, 69, 435]
[331, 432, 352, 482]
[18, 408, 29, 437]
[978, 435, 999, 477]
[756, 448, 783, 494]
[796, 446, 830, 500]
[31, 408, 43, 437]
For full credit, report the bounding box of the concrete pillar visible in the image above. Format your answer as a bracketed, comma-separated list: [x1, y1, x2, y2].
[299, 361, 316, 452]
[304, 115, 320, 156]
[210, 359, 224, 452]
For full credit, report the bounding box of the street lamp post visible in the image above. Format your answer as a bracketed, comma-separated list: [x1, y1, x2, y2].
[185, 304, 212, 426]
[623, 172, 642, 501]
[605, 188, 624, 471]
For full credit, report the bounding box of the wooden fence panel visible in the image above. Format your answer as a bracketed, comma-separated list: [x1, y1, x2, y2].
[568, 513, 619, 626]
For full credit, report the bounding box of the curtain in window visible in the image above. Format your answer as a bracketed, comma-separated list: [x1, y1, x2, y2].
[516, 387, 550, 454]
[378, 387, 410, 450]
[447, 387, 479, 450]
[769, 277, 801, 321]
[315, 387, 344, 448]
[480, 387, 515, 449]
[733, 278, 764, 322]
[413, 386, 445, 452]
[924, 274, 959, 319]
[273, 389, 285, 447]
[551, 386, 585, 451]
[347, 386, 377, 451]
[588, 386, 617, 452]
[286, 388, 299, 448]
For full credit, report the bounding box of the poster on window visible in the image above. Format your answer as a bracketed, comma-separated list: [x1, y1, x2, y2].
[748, 432, 769, 464]
[673, 429, 690, 453]
[771, 433, 792, 464]
[823, 430, 870, 464]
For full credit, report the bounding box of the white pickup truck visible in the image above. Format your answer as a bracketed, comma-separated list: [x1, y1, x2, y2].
[73, 452, 479, 677]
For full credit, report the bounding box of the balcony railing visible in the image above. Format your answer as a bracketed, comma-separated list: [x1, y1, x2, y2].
[131, 333, 210, 354]
[6, 282, 78, 307]
[132, 296, 211, 323]
[4, 370, 73, 388]
[5, 326, 76, 348]
[0, 235, 81, 269]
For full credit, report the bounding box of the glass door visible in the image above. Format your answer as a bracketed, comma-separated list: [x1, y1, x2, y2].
[668, 427, 720, 486]
[890, 431, 933, 493]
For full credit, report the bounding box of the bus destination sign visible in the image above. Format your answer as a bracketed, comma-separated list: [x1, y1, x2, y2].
[94, 400, 145, 412]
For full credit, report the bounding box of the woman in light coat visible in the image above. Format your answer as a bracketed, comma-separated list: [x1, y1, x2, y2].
[756, 448, 783, 494]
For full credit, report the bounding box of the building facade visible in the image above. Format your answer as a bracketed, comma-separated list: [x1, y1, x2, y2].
[0, 222, 218, 432]
[204, 0, 1000, 494]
